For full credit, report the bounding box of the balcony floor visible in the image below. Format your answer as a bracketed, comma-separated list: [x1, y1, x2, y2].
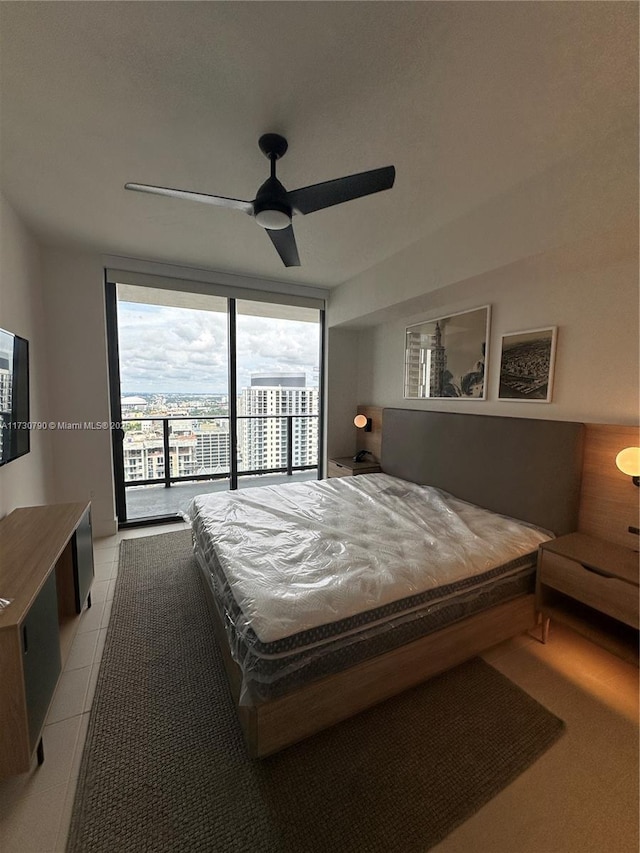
[124, 469, 319, 524]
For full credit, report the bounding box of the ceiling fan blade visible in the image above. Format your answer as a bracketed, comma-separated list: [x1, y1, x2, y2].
[266, 225, 300, 267]
[124, 183, 253, 214]
[287, 165, 395, 215]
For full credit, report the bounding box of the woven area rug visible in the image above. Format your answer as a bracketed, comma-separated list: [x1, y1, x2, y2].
[68, 530, 564, 853]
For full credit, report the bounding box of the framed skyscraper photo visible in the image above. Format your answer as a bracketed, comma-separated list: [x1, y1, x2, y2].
[403, 306, 490, 400]
[498, 327, 557, 402]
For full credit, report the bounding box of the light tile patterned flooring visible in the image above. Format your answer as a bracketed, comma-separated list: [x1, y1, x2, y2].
[0, 521, 189, 853]
[0, 524, 638, 852]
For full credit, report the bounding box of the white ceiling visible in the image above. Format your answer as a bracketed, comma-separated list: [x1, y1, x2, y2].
[0, 2, 636, 288]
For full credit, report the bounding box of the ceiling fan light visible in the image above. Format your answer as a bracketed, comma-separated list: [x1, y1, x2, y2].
[255, 207, 291, 230]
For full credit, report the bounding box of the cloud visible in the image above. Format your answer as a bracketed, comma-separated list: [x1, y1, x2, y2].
[117, 301, 320, 393]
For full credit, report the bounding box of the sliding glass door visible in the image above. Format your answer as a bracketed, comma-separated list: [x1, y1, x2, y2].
[236, 300, 321, 488]
[106, 280, 323, 525]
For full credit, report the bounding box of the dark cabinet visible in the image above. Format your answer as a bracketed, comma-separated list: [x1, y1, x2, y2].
[0, 502, 94, 777]
[73, 507, 94, 613]
[22, 571, 62, 751]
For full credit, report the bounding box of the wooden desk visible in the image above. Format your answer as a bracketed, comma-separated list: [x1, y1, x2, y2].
[0, 502, 94, 778]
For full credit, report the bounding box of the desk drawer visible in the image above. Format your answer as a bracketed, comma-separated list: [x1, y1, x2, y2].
[539, 550, 639, 628]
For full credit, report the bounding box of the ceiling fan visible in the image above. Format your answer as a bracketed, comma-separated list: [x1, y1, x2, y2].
[125, 134, 395, 268]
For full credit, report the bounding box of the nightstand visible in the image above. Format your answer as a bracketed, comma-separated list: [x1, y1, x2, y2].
[327, 456, 381, 478]
[536, 532, 639, 664]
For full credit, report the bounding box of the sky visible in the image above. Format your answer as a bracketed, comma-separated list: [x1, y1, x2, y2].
[117, 301, 320, 394]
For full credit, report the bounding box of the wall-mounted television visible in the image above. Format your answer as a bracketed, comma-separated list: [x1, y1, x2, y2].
[0, 328, 30, 466]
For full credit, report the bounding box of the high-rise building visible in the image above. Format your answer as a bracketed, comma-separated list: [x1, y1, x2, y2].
[404, 329, 427, 398]
[429, 321, 446, 397]
[194, 421, 230, 474]
[238, 373, 318, 471]
[0, 348, 11, 462]
[122, 430, 198, 482]
[404, 324, 446, 398]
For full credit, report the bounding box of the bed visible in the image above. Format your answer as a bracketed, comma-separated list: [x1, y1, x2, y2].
[188, 408, 584, 757]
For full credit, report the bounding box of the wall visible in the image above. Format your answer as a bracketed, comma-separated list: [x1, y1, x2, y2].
[356, 228, 638, 424]
[40, 247, 116, 535]
[328, 127, 636, 328]
[326, 327, 360, 459]
[326, 123, 638, 454]
[0, 194, 53, 515]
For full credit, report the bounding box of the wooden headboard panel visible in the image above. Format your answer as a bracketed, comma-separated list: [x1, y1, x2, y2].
[578, 423, 640, 549]
[381, 409, 585, 536]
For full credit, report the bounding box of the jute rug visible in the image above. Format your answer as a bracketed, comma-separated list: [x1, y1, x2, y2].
[68, 530, 564, 853]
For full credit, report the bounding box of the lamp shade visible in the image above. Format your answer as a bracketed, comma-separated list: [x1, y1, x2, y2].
[615, 447, 640, 477]
[354, 414, 368, 429]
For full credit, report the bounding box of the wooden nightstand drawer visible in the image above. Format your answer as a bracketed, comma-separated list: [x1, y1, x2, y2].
[539, 550, 639, 629]
[327, 457, 381, 478]
[328, 461, 353, 478]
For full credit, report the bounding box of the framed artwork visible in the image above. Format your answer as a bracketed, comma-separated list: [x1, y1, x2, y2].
[404, 306, 490, 400]
[498, 327, 557, 402]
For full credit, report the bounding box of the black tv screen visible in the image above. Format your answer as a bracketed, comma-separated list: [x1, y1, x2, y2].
[0, 328, 30, 465]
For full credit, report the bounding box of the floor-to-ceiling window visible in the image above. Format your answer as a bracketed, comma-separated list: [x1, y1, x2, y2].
[236, 300, 321, 489]
[106, 276, 324, 525]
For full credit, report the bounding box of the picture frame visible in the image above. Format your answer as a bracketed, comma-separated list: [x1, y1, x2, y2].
[498, 326, 557, 403]
[404, 306, 490, 400]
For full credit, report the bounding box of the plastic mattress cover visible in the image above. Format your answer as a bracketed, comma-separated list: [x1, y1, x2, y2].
[187, 474, 550, 699]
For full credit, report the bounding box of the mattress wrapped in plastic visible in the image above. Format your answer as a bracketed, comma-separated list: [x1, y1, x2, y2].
[187, 474, 551, 703]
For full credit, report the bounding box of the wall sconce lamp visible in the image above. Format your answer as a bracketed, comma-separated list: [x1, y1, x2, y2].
[354, 414, 372, 432]
[615, 447, 640, 487]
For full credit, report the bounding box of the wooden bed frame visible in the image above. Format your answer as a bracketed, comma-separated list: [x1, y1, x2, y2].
[198, 408, 585, 758]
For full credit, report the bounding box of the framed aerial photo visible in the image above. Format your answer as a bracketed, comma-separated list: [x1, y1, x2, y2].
[404, 306, 490, 399]
[498, 327, 557, 402]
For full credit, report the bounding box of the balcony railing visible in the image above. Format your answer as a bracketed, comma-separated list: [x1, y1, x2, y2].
[121, 414, 319, 491]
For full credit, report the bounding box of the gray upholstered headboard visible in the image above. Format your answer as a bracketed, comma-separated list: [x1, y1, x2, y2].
[381, 409, 584, 536]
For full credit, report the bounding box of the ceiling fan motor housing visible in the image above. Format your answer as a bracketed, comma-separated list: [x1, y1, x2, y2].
[253, 176, 292, 230]
[258, 133, 289, 161]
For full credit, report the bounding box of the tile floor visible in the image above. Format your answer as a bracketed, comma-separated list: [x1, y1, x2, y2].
[0, 521, 189, 853]
[0, 525, 638, 852]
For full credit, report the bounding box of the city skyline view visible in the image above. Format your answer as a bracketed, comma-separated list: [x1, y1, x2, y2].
[120, 373, 320, 518]
[114, 291, 322, 520]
